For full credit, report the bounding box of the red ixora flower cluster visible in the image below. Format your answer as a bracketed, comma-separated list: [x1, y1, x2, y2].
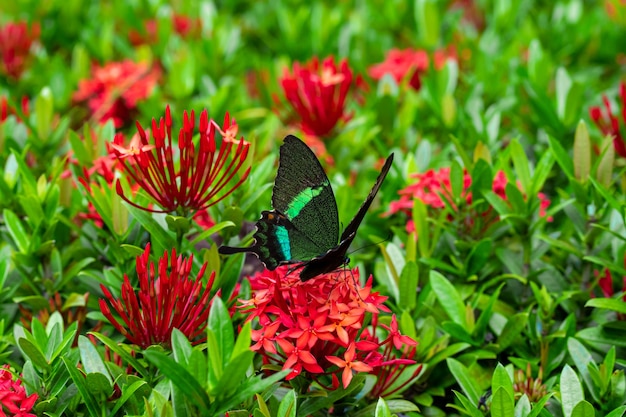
[99, 243, 217, 349]
[242, 267, 420, 391]
[388, 168, 551, 233]
[110, 105, 251, 215]
[368, 48, 455, 91]
[280, 56, 362, 138]
[589, 82, 626, 159]
[73, 60, 160, 128]
[0, 366, 38, 417]
[0, 21, 39, 79]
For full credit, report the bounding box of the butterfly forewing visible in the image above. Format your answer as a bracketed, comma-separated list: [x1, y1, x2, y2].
[271, 135, 340, 255]
[339, 153, 394, 242]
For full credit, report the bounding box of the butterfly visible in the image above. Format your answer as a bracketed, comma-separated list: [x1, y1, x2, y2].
[219, 135, 394, 281]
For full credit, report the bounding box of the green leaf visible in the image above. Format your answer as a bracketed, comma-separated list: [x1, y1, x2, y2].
[492, 364, 513, 404]
[18, 338, 49, 371]
[209, 296, 234, 365]
[88, 332, 149, 377]
[85, 372, 113, 397]
[125, 204, 175, 250]
[399, 261, 418, 311]
[560, 364, 584, 417]
[232, 321, 252, 359]
[110, 380, 148, 415]
[3, 209, 30, 253]
[509, 140, 531, 195]
[62, 357, 101, 417]
[412, 199, 430, 258]
[514, 394, 531, 416]
[213, 370, 291, 415]
[606, 406, 626, 417]
[585, 298, 626, 314]
[298, 373, 364, 416]
[190, 220, 235, 247]
[451, 390, 483, 417]
[483, 191, 512, 217]
[570, 401, 594, 417]
[430, 271, 466, 327]
[596, 135, 615, 187]
[491, 387, 514, 417]
[548, 135, 574, 179]
[414, 0, 439, 48]
[171, 329, 192, 367]
[277, 389, 297, 417]
[447, 358, 481, 405]
[18, 195, 44, 228]
[78, 335, 113, 387]
[375, 397, 392, 417]
[567, 337, 600, 403]
[465, 238, 492, 276]
[143, 349, 212, 410]
[218, 350, 255, 396]
[35, 87, 54, 139]
[497, 313, 528, 351]
[441, 322, 475, 345]
[573, 121, 591, 181]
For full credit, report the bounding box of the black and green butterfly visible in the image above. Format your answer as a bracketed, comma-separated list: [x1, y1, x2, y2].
[219, 135, 394, 281]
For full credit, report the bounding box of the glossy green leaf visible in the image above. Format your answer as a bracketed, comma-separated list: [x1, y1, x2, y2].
[491, 387, 514, 417]
[143, 349, 212, 410]
[451, 390, 483, 417]
[570, 401, 594, 417]
[78, 335, 113, 386]
[399, 261, 418, 310]
[3, 209, 30, 253]
[430, 271, 466, 327]
[573, 121, 591, 181]
[497, 313, 528, 351]
[585, 298, 626, 314]
[277, 389, 297, 417]
[88, 332, 148, 377]
[62, 357, 100, 417]
[447, 358, 480, 405]
[18, 338, 49, 371]
[560, 364, 584, 417]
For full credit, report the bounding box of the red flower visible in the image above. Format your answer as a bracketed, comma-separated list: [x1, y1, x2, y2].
[387, 168, 551, 234]
[241, 267, 416, 390]
[111, 105, 251, 215]
[364, 315, 421, 398]
[279, 56, 361, 137]
[326, 343, 373, 388]
[0, 96, 29, 124]
[128, 14, 202, 46]
[589, 82, 626, 159]
[368, 48, 454, 91]
[0, 366, 38, 417]
[73, 60, 160, 128]
[99, 243, 217, 349]
[0, 21, 39, 79]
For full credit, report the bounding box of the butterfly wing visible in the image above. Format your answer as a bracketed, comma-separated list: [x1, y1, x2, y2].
[271, 135, 340, 255]
[298, 153, 394, 280]
[340, 153, 394, 242]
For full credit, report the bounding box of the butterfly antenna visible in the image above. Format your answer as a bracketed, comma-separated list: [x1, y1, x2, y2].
[346, 232, 393, 257]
